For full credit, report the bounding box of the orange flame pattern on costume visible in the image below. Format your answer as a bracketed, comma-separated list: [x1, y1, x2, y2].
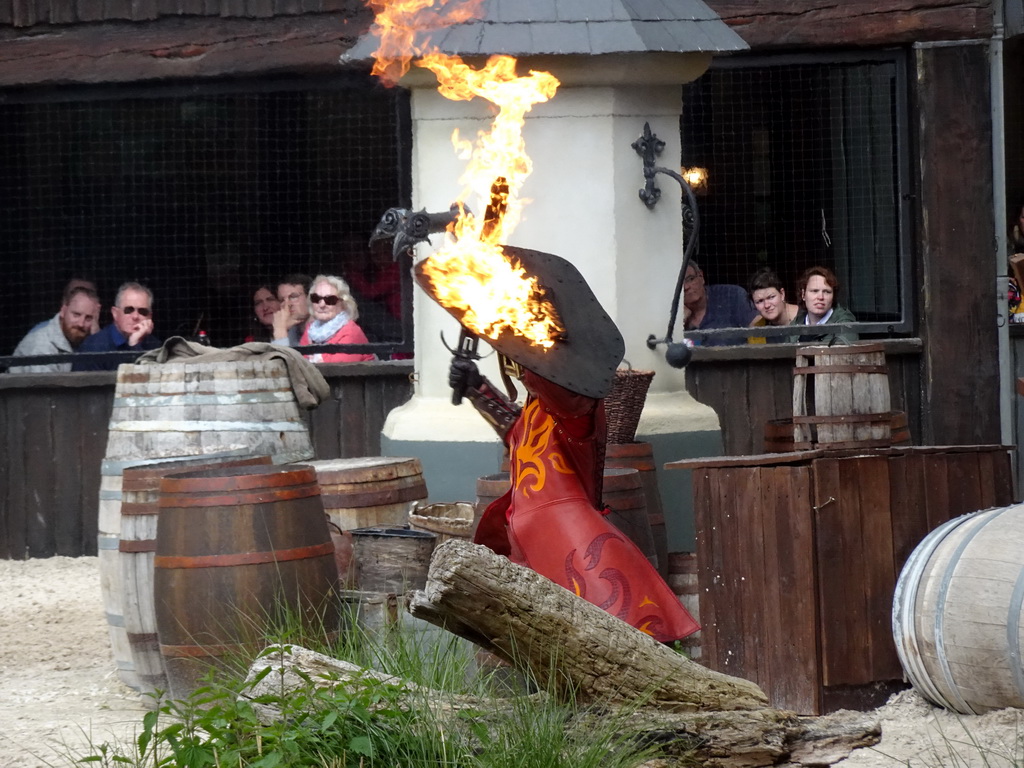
[512, 400, 573, 498]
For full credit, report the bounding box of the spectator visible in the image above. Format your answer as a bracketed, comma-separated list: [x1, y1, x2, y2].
[30, 277, 102, 335]
[73, 281, 161, 371]
[682, 260, 758, 345]
[300, 274, 375, 363]
[246, 283, 281, 343]
[794, 265, 859, 344]
[272, 273, 312, 347]
[747, 267, 799, 344]
[11, 287, 101, 373]
[1011, 201, 1024, 255]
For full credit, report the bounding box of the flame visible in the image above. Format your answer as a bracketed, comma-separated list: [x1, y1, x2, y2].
[368, 0, 563, 347]
[367, 0, 485, 86]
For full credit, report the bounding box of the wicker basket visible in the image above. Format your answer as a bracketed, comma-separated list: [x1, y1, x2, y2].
[604, 368, 655, 444]
[408, 502, 478, 545]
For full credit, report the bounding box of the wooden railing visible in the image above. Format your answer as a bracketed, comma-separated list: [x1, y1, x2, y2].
[0, 361, 412, 559]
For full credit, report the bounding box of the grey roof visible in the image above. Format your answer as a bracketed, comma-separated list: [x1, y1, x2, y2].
[342, 0, 747, 63]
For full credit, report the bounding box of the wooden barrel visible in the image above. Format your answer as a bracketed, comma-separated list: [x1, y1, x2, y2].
[309, 457, 428, 531]
[792, 343, 892, 449]
[119, 453, 271, 703]
[100, 357, 315, 686]
[666, 552, 702, 660]
[97, 448, 258, 690]
[764, 411, 910, 453]
[97, 462, 136, 690]
[602, 468, 658, 570]
[105, 359, 315, 464]
[349, 527, 437, 593]
[475, 472, 511, 522]
[409, 502, 479, 545]
[893, 504, 1024, 714]
[605, 442, 668, 578]
[338, 589, 456, 660]
[154, 464, 340, 702]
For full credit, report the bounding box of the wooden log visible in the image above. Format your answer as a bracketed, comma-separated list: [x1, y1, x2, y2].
[407, 538, 768, 713]
[242, 644, 881, 768]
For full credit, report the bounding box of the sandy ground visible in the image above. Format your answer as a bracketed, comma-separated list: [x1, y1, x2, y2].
[2, 556, 1023, 768]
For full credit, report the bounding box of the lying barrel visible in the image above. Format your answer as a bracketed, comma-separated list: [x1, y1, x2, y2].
[893, 504, 1024, 714]
[119, 454, 270, 703]
[764, 411, 910, 453]
[605, 442, 668, 577]
[154, 464, 340, 702]
[309, 457, 427, 532]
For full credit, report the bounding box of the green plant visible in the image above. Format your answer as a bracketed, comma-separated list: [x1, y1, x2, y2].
[72, 601, 666, 768]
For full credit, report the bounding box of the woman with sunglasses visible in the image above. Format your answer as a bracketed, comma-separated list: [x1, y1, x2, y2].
[300, 274, 375, 363]
[72, 281, 162, 371]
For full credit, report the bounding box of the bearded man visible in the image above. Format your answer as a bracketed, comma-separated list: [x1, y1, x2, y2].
[11, 287, 102, 373]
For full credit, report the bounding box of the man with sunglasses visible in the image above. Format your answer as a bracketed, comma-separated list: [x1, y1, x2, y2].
[73, 282, 161, 371]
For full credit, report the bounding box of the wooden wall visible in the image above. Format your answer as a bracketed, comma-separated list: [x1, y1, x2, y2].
[0, 0, 360, 26]
[685, 342, 924, 456]
[915, 42, 1001, 445]
[680, 32, 1001, 453]
[704, 0, 993, 48]
[0, 361, 412, 559]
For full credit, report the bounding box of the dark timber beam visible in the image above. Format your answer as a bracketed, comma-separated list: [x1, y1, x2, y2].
[0, 12, 372, 87]
[704, 1, 993, 49]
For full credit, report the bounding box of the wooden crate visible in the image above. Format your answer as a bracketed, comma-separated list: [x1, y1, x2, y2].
[668, 445, 1014, 714]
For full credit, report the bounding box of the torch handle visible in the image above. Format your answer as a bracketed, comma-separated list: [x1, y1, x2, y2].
[450, 328, 480, 406]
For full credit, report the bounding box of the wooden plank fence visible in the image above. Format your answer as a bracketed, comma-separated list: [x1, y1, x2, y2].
[0, 361, 412, 559]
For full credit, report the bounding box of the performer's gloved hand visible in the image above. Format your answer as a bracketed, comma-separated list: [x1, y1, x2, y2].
[449, 357, 483, 394]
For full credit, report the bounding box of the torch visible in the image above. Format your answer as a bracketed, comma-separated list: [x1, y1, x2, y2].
[446, 176, 509, 406]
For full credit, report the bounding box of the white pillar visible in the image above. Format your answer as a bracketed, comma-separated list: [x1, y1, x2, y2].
[382, 54, 722, 549]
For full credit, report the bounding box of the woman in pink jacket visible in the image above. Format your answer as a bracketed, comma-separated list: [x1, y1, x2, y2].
[300, 274, 375, 363]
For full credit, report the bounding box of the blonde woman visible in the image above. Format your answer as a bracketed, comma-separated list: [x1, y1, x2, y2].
[299, 274, 374, 362]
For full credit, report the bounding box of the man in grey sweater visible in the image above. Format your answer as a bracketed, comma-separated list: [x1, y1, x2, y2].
[11, 287, 101, 373]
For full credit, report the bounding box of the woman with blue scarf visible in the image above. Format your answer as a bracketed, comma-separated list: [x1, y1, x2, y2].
[299, 274, 375, 363]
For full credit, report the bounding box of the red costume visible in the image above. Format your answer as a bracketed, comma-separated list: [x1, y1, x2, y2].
[473, 370, 699, 644]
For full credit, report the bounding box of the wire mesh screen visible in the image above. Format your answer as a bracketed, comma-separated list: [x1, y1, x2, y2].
[0, 76, 411, 362]
[681, 54, 908, 336]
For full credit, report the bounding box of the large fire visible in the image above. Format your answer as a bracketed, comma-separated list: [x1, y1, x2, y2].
[368, 0, 563, 347]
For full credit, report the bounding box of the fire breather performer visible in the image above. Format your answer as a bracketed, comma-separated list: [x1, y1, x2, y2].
[417, 245, 699, 643]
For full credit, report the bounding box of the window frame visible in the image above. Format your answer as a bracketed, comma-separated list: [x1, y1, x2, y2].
[677, 48, 915, 347]
[0, 73, 415, 370]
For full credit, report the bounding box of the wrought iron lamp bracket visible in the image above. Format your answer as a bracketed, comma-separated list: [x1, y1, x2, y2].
[632, 122, 701, 368]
